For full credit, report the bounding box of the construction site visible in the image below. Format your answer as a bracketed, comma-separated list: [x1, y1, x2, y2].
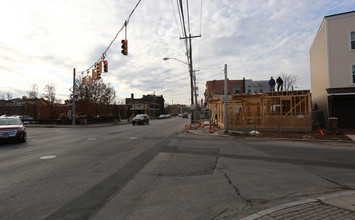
[209, 90, 313, 132]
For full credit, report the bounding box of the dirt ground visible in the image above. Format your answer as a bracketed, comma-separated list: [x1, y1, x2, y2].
[229, 130, 354, 141]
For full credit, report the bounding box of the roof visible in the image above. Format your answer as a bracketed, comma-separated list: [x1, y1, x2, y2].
[325, 10, 355, 19]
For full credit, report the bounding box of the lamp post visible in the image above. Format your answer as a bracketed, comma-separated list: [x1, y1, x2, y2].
[163, 57, 195, 123]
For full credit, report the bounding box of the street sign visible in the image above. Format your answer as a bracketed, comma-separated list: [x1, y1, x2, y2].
[223, 97, 229, 105]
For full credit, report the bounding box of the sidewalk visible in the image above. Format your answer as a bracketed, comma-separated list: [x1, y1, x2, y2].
[240, 190, 355, 220]
[186, 126, 355, 143]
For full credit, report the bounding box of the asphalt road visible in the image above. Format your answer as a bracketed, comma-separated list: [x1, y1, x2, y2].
[1, 117, 355, 220]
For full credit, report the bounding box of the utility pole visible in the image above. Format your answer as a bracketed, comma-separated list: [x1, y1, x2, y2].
[193, 69, 199, 119]
[180, 34, 201, 123]
[224, 64, 229, 133]
[72, 68, 76, 126]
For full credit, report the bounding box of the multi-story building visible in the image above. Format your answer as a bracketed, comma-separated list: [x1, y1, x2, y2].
[310, 11, 355, 129]
[204, 79, 269, 108]
[125, 93, 165, 117]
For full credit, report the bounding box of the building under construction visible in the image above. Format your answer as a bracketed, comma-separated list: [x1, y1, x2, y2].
[209, 90, 312, 131]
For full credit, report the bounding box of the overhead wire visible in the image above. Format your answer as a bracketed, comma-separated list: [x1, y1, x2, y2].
[80, 0, 142, 75]
[170, 0, 187, 57]
[198, 0, 202, 66]
[178, 0, 189, 64]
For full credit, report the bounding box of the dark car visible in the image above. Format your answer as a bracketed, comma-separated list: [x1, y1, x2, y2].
[0, 116, 27, 143]
[132, 114, 149, 125]
[182, 112, 188, 118]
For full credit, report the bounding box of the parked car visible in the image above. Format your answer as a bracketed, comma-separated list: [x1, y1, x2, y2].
[182, 112, 188, 118]
[18, 115, 33, 123]
[132, 114, 149, 125]
[178, 114, 182, 117]
[0, 116, 27, 143]
[158, 114, 166, 119]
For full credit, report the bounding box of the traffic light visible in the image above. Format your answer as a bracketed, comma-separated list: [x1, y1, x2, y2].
[103, 60, 108, 72]
[98, 71, 101, 79]
[92, 69, 97, 80]
[121, 39, 128, 55]
[88, 76, 92, 85]
[96, 61, 102, 73]
[82, 76, 87, 85]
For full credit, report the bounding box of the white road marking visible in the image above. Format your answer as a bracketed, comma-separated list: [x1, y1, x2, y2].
[40, 155, 57, 160]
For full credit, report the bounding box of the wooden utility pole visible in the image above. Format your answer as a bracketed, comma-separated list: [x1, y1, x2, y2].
[180, 34, 201, 123]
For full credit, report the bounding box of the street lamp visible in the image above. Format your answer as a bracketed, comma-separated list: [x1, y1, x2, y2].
[163, 57, 188, 65]
[163, 57, 195, 123]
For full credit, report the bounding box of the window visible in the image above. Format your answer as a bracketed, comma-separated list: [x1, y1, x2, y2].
[254, 86, 257, 93]
[247, 86, 251, 93]
[237, 87, 240, 94]
[352, 65, 355, 84]
[351, 31, 355, 50]
[259, 86, 263, 93]
[233, 87, 236, 94]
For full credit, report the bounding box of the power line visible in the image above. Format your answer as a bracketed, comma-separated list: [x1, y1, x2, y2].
[79, 0, 142, 74]
[170, 0, 187, 57]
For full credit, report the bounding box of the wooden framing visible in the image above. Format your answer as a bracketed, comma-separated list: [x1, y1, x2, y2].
[210, 90, 312, 131]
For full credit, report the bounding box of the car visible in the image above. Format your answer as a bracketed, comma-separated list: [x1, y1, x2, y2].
[166, 114, 171, 118]
[178, 114, 182, 117]
[158, 114, 166, 119]
[132, 114, 149, 125]
[18, 115, 34, 123]
[182, 112, 188, 118]
[0, 116, 27, 143]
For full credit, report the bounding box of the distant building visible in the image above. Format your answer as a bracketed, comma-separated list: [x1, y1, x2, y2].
[167, 104, 187, 115]
[204, 79, 269, 109]
[310, 10, 355, 128]
[125, 93, 165, 117]
[244, 80, 269, 94]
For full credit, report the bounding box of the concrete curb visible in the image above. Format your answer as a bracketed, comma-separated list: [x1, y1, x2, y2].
[240, 190, 355, 220]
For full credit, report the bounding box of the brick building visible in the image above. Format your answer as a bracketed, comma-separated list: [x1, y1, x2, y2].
[125, 93, 165, 118]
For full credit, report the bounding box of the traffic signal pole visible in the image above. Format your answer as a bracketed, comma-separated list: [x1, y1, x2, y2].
[72, 68, 76, 126]
[224, 64, 229, 133]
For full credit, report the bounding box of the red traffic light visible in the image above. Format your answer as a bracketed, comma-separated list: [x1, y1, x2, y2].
[103, 60, 108, 72]
[121, 39, 128, 55]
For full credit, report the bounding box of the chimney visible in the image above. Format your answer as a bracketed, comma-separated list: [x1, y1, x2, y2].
[243, 77, 245, 94]
[131, 93, 134, 100]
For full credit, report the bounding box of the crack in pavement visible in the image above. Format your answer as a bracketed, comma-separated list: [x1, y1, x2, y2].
[317, 174, 354, 190]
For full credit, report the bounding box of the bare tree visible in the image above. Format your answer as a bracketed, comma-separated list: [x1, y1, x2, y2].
[0, 94, 4, 100]
[27, 84, 39, 119]
[43, 83, 57, 119]
[27, 84, 39, 99]
[6, 92, 12, 100]
[279, 73, 297, 91]
[68, 77, 116, 118]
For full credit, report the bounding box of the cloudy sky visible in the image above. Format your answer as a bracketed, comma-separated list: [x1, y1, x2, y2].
[1, 0, 355, 105]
